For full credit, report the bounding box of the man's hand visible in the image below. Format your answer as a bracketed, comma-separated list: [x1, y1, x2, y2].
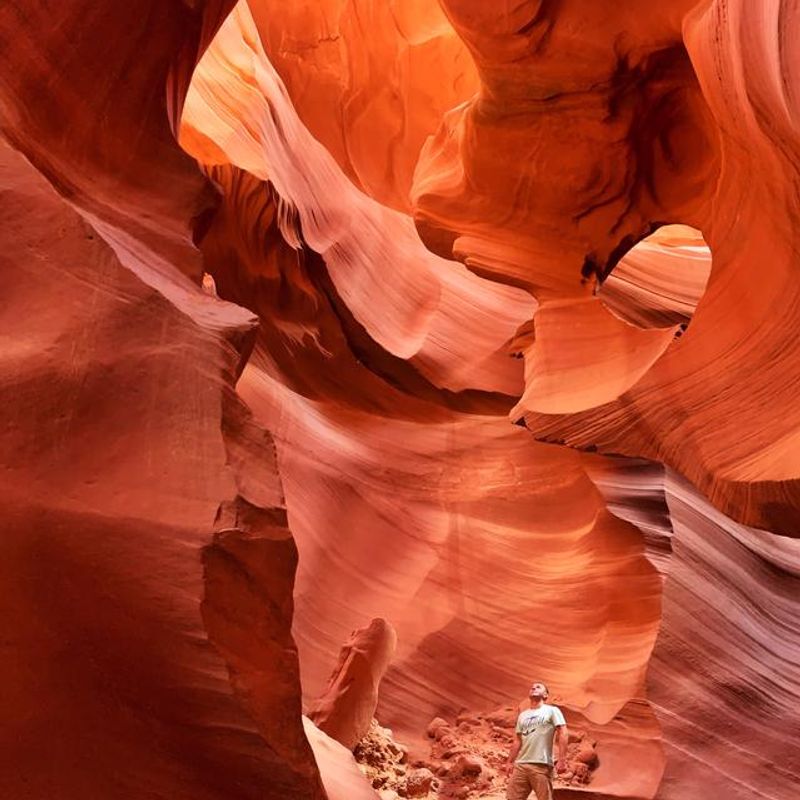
[555, 758, 569, 774]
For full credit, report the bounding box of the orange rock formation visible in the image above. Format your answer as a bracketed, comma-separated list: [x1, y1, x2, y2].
[2, 2, 799, 800]
[310, 618, 398, 749]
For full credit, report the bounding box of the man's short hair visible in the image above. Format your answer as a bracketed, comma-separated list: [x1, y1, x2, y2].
[530, 681, 549, 696]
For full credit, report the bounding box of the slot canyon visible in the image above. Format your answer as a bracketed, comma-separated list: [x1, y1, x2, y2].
[1, 1, 799, 799]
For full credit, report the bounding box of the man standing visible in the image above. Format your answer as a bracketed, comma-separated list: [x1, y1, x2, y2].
[505, 681, 568, 800]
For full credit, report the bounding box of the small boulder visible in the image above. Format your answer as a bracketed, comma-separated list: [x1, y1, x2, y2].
[308, 618, 397, 749]
[426, 717, 450, 739]
[455, 754, 484, 778]
[573, 762, 590, 781]
[576, 742, 598, 766]
[404, 767, 436, 798]
[485, 707, 518, 728]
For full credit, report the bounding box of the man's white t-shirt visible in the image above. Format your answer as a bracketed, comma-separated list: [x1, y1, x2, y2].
[515, 704, 566, 766]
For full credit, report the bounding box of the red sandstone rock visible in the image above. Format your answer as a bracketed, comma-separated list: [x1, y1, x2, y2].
[509, 2, 800, 537]
[4, 3, 800, 800]
[403, 767, 436, 797]
[304, 717, 382, 800]
[356, 707, 598, 798]
[427, 718, 452, 740]
[453, 754, 483, 778]
[0, 140, 323, 799]
[247, 0, 478, 213]
[309, 617, 398, 749]
[181, 14, 667, 752]
[0, 1, 326, 796]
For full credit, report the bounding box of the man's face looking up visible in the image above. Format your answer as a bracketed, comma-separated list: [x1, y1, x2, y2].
[529, 682, 548, 700]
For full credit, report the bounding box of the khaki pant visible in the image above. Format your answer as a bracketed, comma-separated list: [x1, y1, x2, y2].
[506, 763, 553, 800]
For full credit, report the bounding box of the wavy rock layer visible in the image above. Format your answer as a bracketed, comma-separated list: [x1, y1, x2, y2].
[0, 0, 324, 796]
[654, 478, 800, 799]
[587, 457, 800, 797]
[185, 2, 800, 798]
[0, 0, 230, 289]
[0, 141, 322, 799]
[3, 1, 800, 799]
[183, 9, 672, 798]
[516, 1, 800, 535]
[245, 0, 479, 213]
[598, 225, 710, 330]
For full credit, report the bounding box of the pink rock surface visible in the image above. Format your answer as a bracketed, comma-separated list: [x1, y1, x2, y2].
[587, 456, 800, 798]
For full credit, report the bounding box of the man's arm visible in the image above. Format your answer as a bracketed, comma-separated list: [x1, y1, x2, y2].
[554, 724, 569, 772]
[506, 733, 522, 776]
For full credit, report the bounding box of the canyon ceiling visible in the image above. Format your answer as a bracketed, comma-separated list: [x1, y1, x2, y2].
[1, 2, 799, 799]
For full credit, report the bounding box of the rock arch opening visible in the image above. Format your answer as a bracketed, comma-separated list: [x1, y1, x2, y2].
[598, 225, 711, 331]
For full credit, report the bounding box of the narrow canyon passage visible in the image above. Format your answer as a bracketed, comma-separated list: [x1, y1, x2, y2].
[178, 3, 799, 798]
[1, 2, 799, 800]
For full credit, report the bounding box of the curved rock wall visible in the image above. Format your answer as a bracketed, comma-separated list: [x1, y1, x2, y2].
[588, 457, 800, 798]
[0, 140, 322, 799]
[183, 1, 664, 738]
[3, 1, 800, 799]
[519, 0, 800, 536]
[0, 2, 323, 797]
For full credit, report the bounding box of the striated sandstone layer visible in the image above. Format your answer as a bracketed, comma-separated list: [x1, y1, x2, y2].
[506, 1, 800, 536]
[182, 2, 666, 751]
[0, 140, 322, 799]
[3, 1, 800, 799]
[180, 4, 800, 798]
[244, 0, 479, 213]
[652, 476, 800, 799]
[0, 0, 231, 290]
[0, 1, 324, 797]
[589, 458, 800, 799]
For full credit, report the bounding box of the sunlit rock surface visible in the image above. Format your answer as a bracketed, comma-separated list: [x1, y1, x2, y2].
[2, 1, 800, 799]
[304, 717, 382, 800]
[516, 1, 800, 536]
